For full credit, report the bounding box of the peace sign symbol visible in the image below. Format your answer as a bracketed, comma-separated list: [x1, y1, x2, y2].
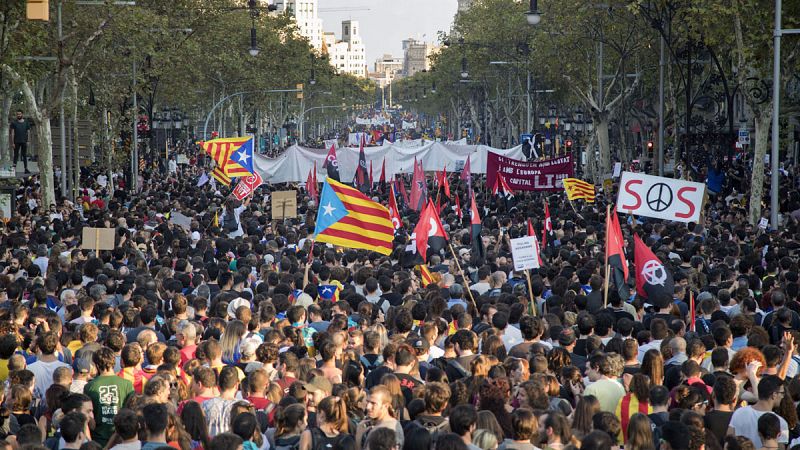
[646, 183, 673, 212]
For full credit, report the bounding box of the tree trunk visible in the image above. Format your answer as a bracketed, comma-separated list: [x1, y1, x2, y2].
[595, 115, 611, 183]
[585, 132, 597, 180]
[36, 112, 56, 207]
[749, 107, 771, 224]
[0, 87, 12, 167]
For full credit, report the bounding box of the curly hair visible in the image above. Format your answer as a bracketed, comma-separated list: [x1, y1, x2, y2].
[728, 347, 766, 377]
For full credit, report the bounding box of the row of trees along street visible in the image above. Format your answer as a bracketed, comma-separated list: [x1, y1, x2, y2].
[394, 0, 800, 224]
[0, 0, 373, 207]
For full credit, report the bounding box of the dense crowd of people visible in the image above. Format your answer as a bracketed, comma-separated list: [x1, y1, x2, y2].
[4, 135, 800, 450]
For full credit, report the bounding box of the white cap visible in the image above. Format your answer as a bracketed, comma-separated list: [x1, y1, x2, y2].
[191, 231, 201, 241]
[227, 297, 251, 319]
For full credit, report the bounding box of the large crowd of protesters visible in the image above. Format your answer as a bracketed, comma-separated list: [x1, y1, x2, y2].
[4, 131, 800, 450]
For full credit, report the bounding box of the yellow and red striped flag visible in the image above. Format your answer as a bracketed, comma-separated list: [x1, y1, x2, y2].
[313, 178, 394, 255]
[201, 137, 252, 178]
[417, 265, 433, 287]
[210, 167, 231, 186]
[562, 178, 596, 202]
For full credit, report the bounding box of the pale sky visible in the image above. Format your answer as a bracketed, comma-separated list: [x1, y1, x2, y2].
[318, 0, 458, 68]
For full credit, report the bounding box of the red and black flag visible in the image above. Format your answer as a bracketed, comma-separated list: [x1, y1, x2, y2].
[323, 144, 340, 181]
[605, 208, 629, 291]
[410, 158, 427, 211]
[355, 137, 369, 191]
[634, 234, 674, 307]
[470, 191, 485, 264]
[414, 198, 447, 262]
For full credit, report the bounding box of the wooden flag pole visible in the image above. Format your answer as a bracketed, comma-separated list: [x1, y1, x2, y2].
[449, 243, 477, 312]
[525, 270, 537, 317]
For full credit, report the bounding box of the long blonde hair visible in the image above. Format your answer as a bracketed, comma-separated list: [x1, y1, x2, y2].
[220, 320, 246, 363]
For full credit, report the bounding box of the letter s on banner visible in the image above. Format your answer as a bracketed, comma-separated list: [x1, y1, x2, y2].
[675, 187, 697, 219]
[621, 179, 643, 210]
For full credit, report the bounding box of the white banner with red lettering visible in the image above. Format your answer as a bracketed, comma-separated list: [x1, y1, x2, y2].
[616, 172, 705, 223]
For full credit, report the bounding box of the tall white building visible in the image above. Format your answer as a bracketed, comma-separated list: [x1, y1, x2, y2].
[323, 20, 367, 77]
[272, 0, 324, 50]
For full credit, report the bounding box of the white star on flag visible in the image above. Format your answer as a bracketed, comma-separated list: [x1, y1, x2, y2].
[236, 149, 250, 165]
[323, 202, 336, 216]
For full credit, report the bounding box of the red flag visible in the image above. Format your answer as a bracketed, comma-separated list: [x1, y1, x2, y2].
[543, 201, 552, 247]
[379, 158, 386, 184]
[313, 161, 318, 186]
[634, 234, 675, 306]
[690, 291, 696, 332]
[410, 157, 427, 211]
[470, 192, 481, 227]
[440, 167, 451, 198]
[605, 208, 629, 282]
[388, 183, 402, 230]
[455, 195, 463, 220]
[528, 219, 543, 266]
[397, 175, 410, 205]
[492, 172, 514, 198]
[461, 157, 471, 182]
[355, 138, 368, 190]
[305, 168, 316, 201]
[414, 199, 447, 261]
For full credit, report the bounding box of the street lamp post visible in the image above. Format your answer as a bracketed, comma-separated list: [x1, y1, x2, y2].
[524, 0, 542, 134]
[770, 0, 800, 228]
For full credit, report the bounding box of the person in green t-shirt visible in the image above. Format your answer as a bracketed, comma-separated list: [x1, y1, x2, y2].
[84, 347, 134, 447]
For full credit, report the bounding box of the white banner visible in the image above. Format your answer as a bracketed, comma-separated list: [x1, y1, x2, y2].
[616, 172, 705, 223]
[252, 142, 526, 184]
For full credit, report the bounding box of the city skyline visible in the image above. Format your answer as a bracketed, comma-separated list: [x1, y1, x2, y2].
[318, 0, 458, 66]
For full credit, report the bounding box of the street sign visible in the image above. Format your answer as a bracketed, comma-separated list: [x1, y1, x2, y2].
[738, 129, 750, 145]
[616, 172, 706, 223]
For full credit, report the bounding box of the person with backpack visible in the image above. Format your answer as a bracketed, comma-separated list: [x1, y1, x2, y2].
[220, 198, 249, 238]
[298, 396, 355, 450]
[413, 382, 450, 438]
[271, 404, 307, 450]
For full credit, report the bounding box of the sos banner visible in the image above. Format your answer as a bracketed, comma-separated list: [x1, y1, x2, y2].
[616, 172, 705, 223]
[486, 153, 573, 192]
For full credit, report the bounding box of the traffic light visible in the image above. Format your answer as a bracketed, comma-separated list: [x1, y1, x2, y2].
[27, 0, 49, 21]
[646, 141, 654, 156]
[296, 83, 304, 100]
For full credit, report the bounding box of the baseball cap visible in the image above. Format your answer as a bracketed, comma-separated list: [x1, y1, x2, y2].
[558, 328, 577, 346]
[191, 231, 201, 241]
[458, 248, 470, 258]
[74, 358, 93, 375]
[411, 339, 430, 353]
[304, 376, 333, 395]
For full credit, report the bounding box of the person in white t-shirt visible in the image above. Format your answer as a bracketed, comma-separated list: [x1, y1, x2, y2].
[728, 375, 789, 448]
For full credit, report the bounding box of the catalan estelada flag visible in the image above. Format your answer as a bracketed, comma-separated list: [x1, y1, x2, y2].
[211, 167, 231, 186]
[201, 137, 253, 178]
[417, 265, 433, 287]
[562, 178, 596, 202]
[314, 178, 394, 255]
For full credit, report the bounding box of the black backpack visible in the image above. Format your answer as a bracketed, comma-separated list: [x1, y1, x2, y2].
[310, 427, 350, 450]
[274, 435, 301, 450]
[223, 211, 239, 233]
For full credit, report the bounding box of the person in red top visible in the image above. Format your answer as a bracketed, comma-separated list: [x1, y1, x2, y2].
[245, 369, 277, 425]
[177, 321, 198, 367]
[274, 351, 299, 395]
[117, 343, 148, 394]
[178, 367, 217, 415]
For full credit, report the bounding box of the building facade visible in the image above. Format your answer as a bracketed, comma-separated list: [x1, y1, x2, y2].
[402, 39, 438, 77]
[272, 0, 324, 50]
[323, 20, 367, 77]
